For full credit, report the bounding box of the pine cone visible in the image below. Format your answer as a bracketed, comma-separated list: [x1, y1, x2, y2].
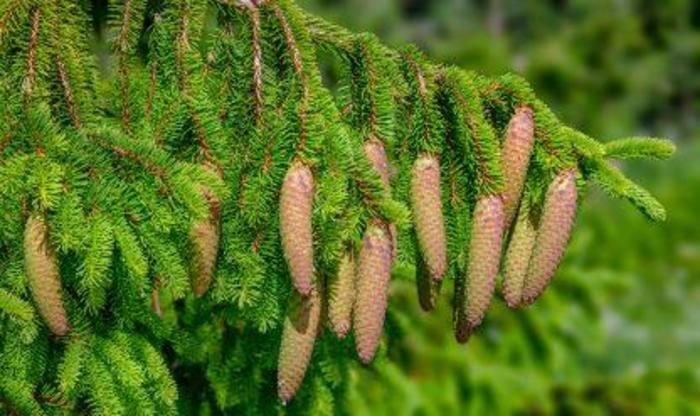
[411, 155, 447, 282]
[502, 106, 535, 229]
[354, 222, 393, 363]
[277, 286, 322, 404]
[364, 140, 399, 259]
[151, 284, 163, 318]
[280, 162, 315, 296]
[522, 170, 578, 305]
[416, 251, 441, 312]
[363, 139, 391, 189]
[454, 196, 504, 342]
[190, 187, 221, 297]
[328, 250, 356, 339]
[24, 216, 70, 336]
[502, 202, 536, 308]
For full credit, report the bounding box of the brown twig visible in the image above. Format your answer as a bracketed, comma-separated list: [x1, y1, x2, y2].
[404, 53, 435, 151]
[250, 7, 264, 127]
[453, 81, 494, 188]
[145, 60, 157, 120]
[272, 4, 310, 153]
[56, 59, 82, 129]
[24, 8, 41, 100]
[175, 9, 217, 167]
[116, 0, 134, 132]
[89, 133, 166, 179]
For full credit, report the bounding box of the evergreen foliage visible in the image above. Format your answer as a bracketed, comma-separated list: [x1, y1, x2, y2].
[0, 0, 673, 413]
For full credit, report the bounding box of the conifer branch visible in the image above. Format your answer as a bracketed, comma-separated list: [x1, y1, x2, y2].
[0, 1, 676, 412]
[271, 2, 311, 155]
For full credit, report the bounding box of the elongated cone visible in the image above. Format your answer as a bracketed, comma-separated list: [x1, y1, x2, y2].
[502, 202, 537, 308]
[364, 139, 391, 189]
[24, 216, 70, 336]
[354, 223, 393, 363]
[329, 250, 356, 339]
[151, 285, 163, 318]
[364, 139, 398, 259]
[411, 155, 447, 282]
[522, 170, 578, 305]
[190, 187, 221, 297]
[454, 196, 504, 343]
[502, 106, 535, 229]
[416, 251, 441, 312]
[280, 162, 315, 296]
[277, 286, 322, 404]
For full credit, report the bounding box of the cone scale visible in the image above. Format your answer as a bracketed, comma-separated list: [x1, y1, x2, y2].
[280, 162, 315, 296]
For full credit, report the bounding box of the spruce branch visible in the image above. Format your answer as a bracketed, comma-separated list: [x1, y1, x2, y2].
[0, 0, 676, 412]
[604, 137, 676, 161]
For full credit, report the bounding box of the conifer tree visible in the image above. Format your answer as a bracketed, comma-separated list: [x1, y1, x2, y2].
[0, 0, 675, 413]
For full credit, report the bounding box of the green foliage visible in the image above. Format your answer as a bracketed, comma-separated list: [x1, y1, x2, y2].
[0, 0, 676, 415]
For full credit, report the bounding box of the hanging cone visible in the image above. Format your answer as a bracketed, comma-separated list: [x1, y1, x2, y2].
[151, 283, 163, 318]
[190, 187, 221, 297]
[364, 139, 398, 259]
[24, 216, 70, 336]
[410, 155, 447, 282]
[454, 196, 504, 343]
[280, 161, 315, 296]
[277, 286, 322, 404]
[354, 222, 393, 363]
[328, 250, 356, 339]
[502, 202, 537, 308]
[363, 139, 391, 189]
[501, 106, 535, 229]
[416, 250, 441, 312]
[522, 170, 578, 305]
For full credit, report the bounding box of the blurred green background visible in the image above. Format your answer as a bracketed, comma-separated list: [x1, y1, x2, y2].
[300, 0, 700, 414]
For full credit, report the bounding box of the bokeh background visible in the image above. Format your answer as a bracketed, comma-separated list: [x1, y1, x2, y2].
[300, 0, 700, 414]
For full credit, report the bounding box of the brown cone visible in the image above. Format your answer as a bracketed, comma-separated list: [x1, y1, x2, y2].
[280, 162, 315, 296]
[151, 284, 163, 318]
[24, 216, 70, 336]
[363, 139, 391, 189]
[328, 250, 356, 339]
[190, 187, 221, 297]
[454, 196, 504, 342]
[364, 139, 398, 259]
[354, 222, 393, 363]
[502, 202, 537, 309]
[277, 286, 322, 404]
[416, 251, 441, 312]
[411, 155, 447, 282]
[502, 106, 535, 229]
[522, 170, 578, 305]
